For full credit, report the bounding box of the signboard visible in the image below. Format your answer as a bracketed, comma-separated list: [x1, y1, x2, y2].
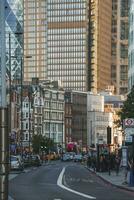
[121, 147, 128, 167]
[125, 128, 134, 143]
[124, 118, 134, 127]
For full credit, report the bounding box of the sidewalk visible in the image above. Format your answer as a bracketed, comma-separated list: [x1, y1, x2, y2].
[87, 167, 134, 192]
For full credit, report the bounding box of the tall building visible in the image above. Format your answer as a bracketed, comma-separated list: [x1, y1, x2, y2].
[24, 0, 112, 92]
[90, 0, 112, 93]
[128, 0, 134, 91]
[23, 0, 47, 82]
[5, 0, 23, 81]
[111, 0, 128, 95]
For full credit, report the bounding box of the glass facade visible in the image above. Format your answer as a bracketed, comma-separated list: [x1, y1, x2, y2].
[111, 0, 128, 95]
[5, 0, 23, 81]
[128, 0, 134, 91]
[47, 0, 88, 91]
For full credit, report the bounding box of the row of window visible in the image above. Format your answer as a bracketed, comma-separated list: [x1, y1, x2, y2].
[48, 16, 86, 22]
[47, 64, 85, 69]
[47, 8, 86, 16]
[48, 72, 85, 78]
[47, 46, 85, 52]
[47, 58, 85, 64]
[47, 53, 86, 58]
[48, 39, 86, 45]
[47, 2, 86, 10]
[48, 28, 85, 34]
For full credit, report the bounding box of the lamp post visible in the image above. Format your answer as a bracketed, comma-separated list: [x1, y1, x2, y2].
[0, 2, 9, 199]
[62, 113, 64, 156]
[28, 86, 31, 153]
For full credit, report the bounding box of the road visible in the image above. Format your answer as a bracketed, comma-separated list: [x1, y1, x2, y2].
[9, 161, 134, 200]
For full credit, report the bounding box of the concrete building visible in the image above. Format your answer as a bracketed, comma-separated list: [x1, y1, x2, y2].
[128, 0, 134, 92]
[89, 0, 112, 93]
[111, 0, 128, 95]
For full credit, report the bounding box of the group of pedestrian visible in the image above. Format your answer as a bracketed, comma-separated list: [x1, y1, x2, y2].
[87, 151, 134, 187]
[86, 152, 121, 175]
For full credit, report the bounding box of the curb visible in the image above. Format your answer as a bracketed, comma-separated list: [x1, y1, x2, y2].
[86, 167, 134, 193]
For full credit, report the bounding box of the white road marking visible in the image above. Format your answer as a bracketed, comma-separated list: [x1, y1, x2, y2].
[53, 199, 62, 200]
[57, 167, 96, 199]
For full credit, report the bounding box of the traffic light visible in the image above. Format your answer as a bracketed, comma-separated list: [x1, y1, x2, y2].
[107, 126, 111, 144]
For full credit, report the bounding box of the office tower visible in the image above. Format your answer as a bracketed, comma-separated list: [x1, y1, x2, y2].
[24, 0, 112, 92]
[5, 0, 23, 81]
[24, 0, 89, 91]
[90, 0, 112, 93]
[111, 0, 128, 95]
[128, 0, 134, 91]
[23, 0, 47, 82]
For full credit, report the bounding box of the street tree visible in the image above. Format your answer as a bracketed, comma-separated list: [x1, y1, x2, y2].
[32, 134, 54, 154]
[117, 85, 134, 127]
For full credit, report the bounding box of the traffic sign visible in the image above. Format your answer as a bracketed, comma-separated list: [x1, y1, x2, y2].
[124, 118, 134, 127]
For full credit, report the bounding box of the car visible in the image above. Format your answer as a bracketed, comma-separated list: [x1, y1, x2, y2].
[61, 153, 71, 161]
[10, 155, 24, 171]
[23, 155, 32, 167]
[74, 154, 82, 162]
[30, 155, 42, 166]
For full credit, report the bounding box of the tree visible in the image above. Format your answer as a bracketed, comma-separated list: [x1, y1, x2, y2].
[117, 85, 134, 126]
[32, 134, 54, 154]
[32, 134, 45, 154]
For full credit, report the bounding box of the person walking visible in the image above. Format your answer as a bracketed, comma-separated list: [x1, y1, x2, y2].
[128, 158, 134, 186]
[114, 155, 120, 176]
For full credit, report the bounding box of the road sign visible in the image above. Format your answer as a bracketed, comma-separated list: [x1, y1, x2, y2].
[125, 128, 134, 143]
[124, 118, 134, 127]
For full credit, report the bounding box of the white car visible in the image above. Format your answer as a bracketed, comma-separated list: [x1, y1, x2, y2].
[74, 154, 82, 162]
[10, 155, 24, 171]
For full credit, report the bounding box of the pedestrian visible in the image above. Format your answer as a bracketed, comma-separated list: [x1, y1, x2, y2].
[87, 155, 91, 168]
[128, 158, 134, 187]
[114, 155, 120, 176]
[91, 156, 96, 172]
[100, 154, 104, 172]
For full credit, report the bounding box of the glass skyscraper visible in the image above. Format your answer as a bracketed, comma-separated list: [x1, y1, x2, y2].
[5, 0, 23, 81]
[128, 0, 134, 91]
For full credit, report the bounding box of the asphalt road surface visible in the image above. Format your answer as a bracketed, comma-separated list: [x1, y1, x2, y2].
[9, 161, 134, 200]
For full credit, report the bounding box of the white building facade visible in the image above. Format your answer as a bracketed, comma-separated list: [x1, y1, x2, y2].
[87, 93, 113, 147]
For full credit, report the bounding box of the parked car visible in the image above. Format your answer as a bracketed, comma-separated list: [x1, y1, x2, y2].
[61, 153, 71, 161]
[30, 155, 42, 166]
[74, 154, 82, 162]
[23, 155, 32, 167]
[10, 155, 24, 171]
